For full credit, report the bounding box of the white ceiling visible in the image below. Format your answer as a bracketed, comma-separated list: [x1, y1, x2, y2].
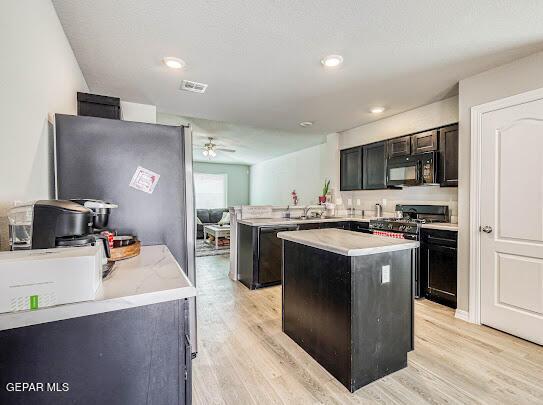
[53, 0, 543, 137]
[157, 112, 326, 165]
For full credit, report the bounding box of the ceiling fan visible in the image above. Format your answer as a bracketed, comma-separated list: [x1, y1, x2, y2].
[195, 137, 236, 158]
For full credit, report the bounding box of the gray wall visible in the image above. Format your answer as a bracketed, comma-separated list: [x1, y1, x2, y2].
[457, 50, 543, 312]
[194, 162, 250, 207]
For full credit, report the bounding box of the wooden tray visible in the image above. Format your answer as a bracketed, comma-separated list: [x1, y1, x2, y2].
[109, 240, 141, 262]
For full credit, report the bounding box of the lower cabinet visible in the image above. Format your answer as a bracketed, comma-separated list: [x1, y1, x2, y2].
[298, 223, 320, 230]
[350, 221, 371, 234]
[320, 221, 351, 230]
[420, 229, 457, 308]
[0, 299, 192, 405]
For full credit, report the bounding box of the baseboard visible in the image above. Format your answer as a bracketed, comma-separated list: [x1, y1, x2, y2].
[454, 309, 470, 322]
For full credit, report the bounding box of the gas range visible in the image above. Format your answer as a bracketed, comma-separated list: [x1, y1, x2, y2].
[369, 218, 421, 236]
[369, 204, 450, 239]
[368, 205, 450, 298]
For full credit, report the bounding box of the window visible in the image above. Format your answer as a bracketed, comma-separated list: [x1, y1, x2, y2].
[194, 173, 227, 209]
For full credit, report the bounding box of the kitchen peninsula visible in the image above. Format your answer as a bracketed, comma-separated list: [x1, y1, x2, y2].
[278, 228, 418, 392]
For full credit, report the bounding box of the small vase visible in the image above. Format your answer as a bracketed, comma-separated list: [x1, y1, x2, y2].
[318, 195, 326, 204]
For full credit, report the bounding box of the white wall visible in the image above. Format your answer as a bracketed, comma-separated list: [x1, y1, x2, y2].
[457, 50, 543, 312]
[338, 97, 459, 219]
[0, 1, 88, 250]
[120, 101, 156, 123]
[340, 97, 459, 149]
[250, 143, 329, 206]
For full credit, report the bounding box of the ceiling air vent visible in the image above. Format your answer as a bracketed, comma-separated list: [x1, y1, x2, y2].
[180, 80, 208, 94]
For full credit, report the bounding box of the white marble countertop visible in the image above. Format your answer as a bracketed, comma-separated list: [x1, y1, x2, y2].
[278, 228, 419, 256]
[0, 245, 196, 331]
[238, 216, 459, 231]
[238, 216, 378, 227]
[421, 222, 459, 231]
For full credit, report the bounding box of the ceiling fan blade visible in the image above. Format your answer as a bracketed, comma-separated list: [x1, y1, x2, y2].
[216, 148, 236, 152]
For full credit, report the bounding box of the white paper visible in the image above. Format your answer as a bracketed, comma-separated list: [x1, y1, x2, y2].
[129, 166, 160, 194]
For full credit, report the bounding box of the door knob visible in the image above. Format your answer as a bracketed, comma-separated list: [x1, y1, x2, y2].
[480, 226, 493, 233]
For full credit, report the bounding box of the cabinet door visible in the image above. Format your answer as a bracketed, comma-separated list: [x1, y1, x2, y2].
[412, 130, 438, 154]
[320, 221, 350, 229]
[363, 141, 387, 189]
[350, 222, 371, 233]
[258, 227, 286, 285]
[387, 135, 411, 158]
[298, 223, 320, 230]
[439, 124, 458, 187]
[340, 146, 362, 190]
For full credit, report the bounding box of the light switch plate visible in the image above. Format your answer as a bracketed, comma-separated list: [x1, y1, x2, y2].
[347, 198, 352, 206]
[382, 265, 390, 283]
[356, 199, 361, 206]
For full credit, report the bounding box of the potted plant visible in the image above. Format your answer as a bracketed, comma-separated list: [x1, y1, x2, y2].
[319, 179, 330, 204]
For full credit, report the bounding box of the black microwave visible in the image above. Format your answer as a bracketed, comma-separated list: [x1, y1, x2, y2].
[387, 152, 437, 187]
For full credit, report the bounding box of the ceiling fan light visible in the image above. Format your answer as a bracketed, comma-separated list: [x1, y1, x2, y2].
[202, 149, 209, 157]
[209, 149, 217, 157]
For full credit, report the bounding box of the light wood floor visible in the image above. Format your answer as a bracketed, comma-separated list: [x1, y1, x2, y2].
[193, 255, 543, 405]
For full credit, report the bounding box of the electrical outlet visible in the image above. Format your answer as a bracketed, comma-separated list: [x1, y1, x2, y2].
[382, 265, 390, 284]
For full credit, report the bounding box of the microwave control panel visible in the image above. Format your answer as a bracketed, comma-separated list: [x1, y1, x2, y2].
[422, 158, 434, 183]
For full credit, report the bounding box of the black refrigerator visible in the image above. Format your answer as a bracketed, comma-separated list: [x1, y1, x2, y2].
[54, 114, 197, 353]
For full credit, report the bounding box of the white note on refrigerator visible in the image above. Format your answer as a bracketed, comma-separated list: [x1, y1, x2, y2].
[129, 166, 160, 194]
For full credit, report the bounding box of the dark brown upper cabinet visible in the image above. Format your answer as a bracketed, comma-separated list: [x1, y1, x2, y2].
[438, 124, 458, 187]
[362, 141, 387, 190]
[387, 135, 411, 158]
[340, 146, 362, 191]
[411, 130, 438, 154]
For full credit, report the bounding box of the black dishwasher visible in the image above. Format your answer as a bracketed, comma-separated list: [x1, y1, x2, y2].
[258, 225, 298, 286]
[420, 229, 457, 308]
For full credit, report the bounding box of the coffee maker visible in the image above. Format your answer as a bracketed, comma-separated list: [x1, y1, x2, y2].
[8, 200, 107, 251]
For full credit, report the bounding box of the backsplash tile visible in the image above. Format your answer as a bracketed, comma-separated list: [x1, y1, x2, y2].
[338, 187, 458, 223]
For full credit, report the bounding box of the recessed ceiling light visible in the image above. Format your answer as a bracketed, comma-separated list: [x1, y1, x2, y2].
[163, 56, 186, 69]
[370, 107, 385, 114]
[299, 121, 313, 127]
[321, 54, 343, 68]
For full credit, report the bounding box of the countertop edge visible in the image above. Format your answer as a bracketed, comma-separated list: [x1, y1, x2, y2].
[238, 217, 459, 230]
[278, 231, 420, 257]
[238, 217, 374, 226]
[0, 285, 197, 332]
[420, 223, 459, 231]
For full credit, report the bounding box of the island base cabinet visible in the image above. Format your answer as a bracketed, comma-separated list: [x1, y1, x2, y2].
[282, 241, 414, 392]
[0, 300, 192, 405]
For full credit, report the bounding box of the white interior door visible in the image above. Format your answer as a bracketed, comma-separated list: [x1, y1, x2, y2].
[480, 97, 543, 345]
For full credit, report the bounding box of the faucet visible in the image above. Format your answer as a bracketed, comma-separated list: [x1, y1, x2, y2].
[302, 205, 323, 219]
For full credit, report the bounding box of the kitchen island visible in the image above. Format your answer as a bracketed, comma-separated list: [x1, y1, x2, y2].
[277, 228, 418, 392]
[0, 245, 196, 405]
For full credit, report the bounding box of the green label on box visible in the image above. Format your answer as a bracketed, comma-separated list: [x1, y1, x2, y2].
[30, 295, 39, 310]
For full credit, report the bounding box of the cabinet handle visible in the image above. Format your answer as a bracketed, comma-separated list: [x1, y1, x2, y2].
[427, 236, 456, 244]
